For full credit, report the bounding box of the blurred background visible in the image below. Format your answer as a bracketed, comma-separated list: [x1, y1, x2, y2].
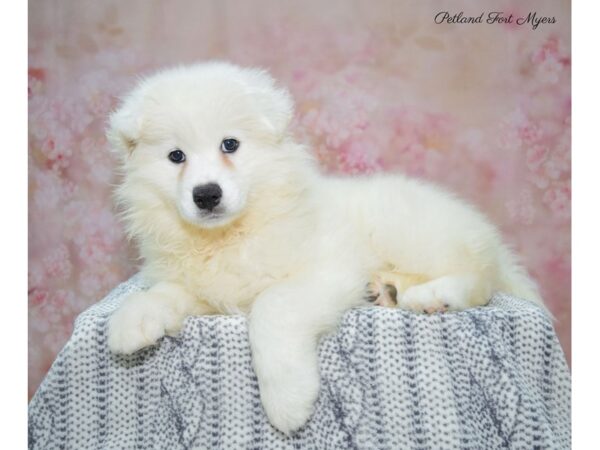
[28, 0, 571, 398]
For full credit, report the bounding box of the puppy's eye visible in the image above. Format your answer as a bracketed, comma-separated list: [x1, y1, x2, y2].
[168, 149, 186, 164]
[221, 138, 240, 154]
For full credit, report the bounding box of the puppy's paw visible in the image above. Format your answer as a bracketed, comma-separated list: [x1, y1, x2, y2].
[400, 275, 473, 314]
[366, 278, 398, 307]
[400, 283, 448, 314]
[253, 341, 320, 435]
[260, 368, 319, 435]
[108, 291, 186, 354]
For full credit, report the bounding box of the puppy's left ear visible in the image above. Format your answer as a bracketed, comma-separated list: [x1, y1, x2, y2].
[106, 93, 144, 157]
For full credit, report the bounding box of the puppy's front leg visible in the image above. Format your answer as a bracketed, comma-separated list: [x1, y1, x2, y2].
[108, 281, 212, 354]
[249, 271, 366, 434]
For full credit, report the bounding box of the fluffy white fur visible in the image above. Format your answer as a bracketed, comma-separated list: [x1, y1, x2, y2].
[106, 62, 543, 434]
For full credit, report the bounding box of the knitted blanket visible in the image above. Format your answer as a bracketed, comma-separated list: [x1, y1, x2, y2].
[29, 275, 571, 449]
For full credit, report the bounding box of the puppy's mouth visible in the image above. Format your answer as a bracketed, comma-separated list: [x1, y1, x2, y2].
[198, 206, 226, 220]
[190, 206, 238, 229]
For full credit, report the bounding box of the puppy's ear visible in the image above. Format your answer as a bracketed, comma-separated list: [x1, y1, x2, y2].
[106, 94, 144, 157]
[245, 69, 294, 138]
[256, 85, 294, 138]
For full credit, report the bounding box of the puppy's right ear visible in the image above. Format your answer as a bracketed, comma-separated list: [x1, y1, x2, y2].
[106, 95, 143, 157]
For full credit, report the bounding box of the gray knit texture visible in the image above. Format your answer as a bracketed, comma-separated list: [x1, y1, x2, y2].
[29, 275, 571, 449]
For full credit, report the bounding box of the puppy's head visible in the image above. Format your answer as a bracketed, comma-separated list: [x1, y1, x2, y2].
[108, 62, 295, 230]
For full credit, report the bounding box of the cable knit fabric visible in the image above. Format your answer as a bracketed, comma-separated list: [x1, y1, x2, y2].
[28, 275, 570, 449]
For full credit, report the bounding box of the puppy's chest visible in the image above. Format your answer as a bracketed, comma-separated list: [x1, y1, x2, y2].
[185, 244, 297, 312]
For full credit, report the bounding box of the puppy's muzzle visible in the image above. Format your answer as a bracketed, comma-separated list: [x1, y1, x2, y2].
[193, 183, 222, 211]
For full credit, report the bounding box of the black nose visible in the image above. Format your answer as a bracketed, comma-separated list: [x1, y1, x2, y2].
[193, 183, 222, 211]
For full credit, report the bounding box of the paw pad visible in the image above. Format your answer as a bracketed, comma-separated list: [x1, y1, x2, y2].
[366, 281, 398, 307]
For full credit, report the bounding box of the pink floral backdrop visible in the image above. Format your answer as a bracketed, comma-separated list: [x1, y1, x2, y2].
[28, 0, 571, 398]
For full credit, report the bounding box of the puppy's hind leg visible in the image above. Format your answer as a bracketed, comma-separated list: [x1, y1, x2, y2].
[400, 273, 492, 314]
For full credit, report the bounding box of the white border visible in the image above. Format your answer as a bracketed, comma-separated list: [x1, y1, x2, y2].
[572, 0, 600, 447]
[0, 0, 27, 447]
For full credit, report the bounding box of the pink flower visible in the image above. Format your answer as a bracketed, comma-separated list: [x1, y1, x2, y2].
[544, 154, 568, 180]
[77, 70, 116, 116]
[29, 288, 49, 307]
[543, 184, 571, 219]
[519, 122, 543, 145]
[526, 145, 549, 170]
[39, 132, 73, 170]
[30, 289, 78, 336]
[28, 67, 45, 98]
[79, 136, 114, 183]
[42, 245, 72, 281]
[538, 58, 563, 85]
[76, 233, 113, 266]
[78, 268, 121, 300]
[531, 36, 570, 66]
[32, 170, 66, 212]
[296, 71, 374, 150]
[337, 139, 382, 174]
[531, 36, 570, 86]
[505, 189, 535, 225]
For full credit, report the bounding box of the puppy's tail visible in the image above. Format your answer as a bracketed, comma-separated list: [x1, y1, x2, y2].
[497, 245, 551, 316]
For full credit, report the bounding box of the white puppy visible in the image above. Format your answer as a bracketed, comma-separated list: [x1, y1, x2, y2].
[106, 62, 543, 434]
